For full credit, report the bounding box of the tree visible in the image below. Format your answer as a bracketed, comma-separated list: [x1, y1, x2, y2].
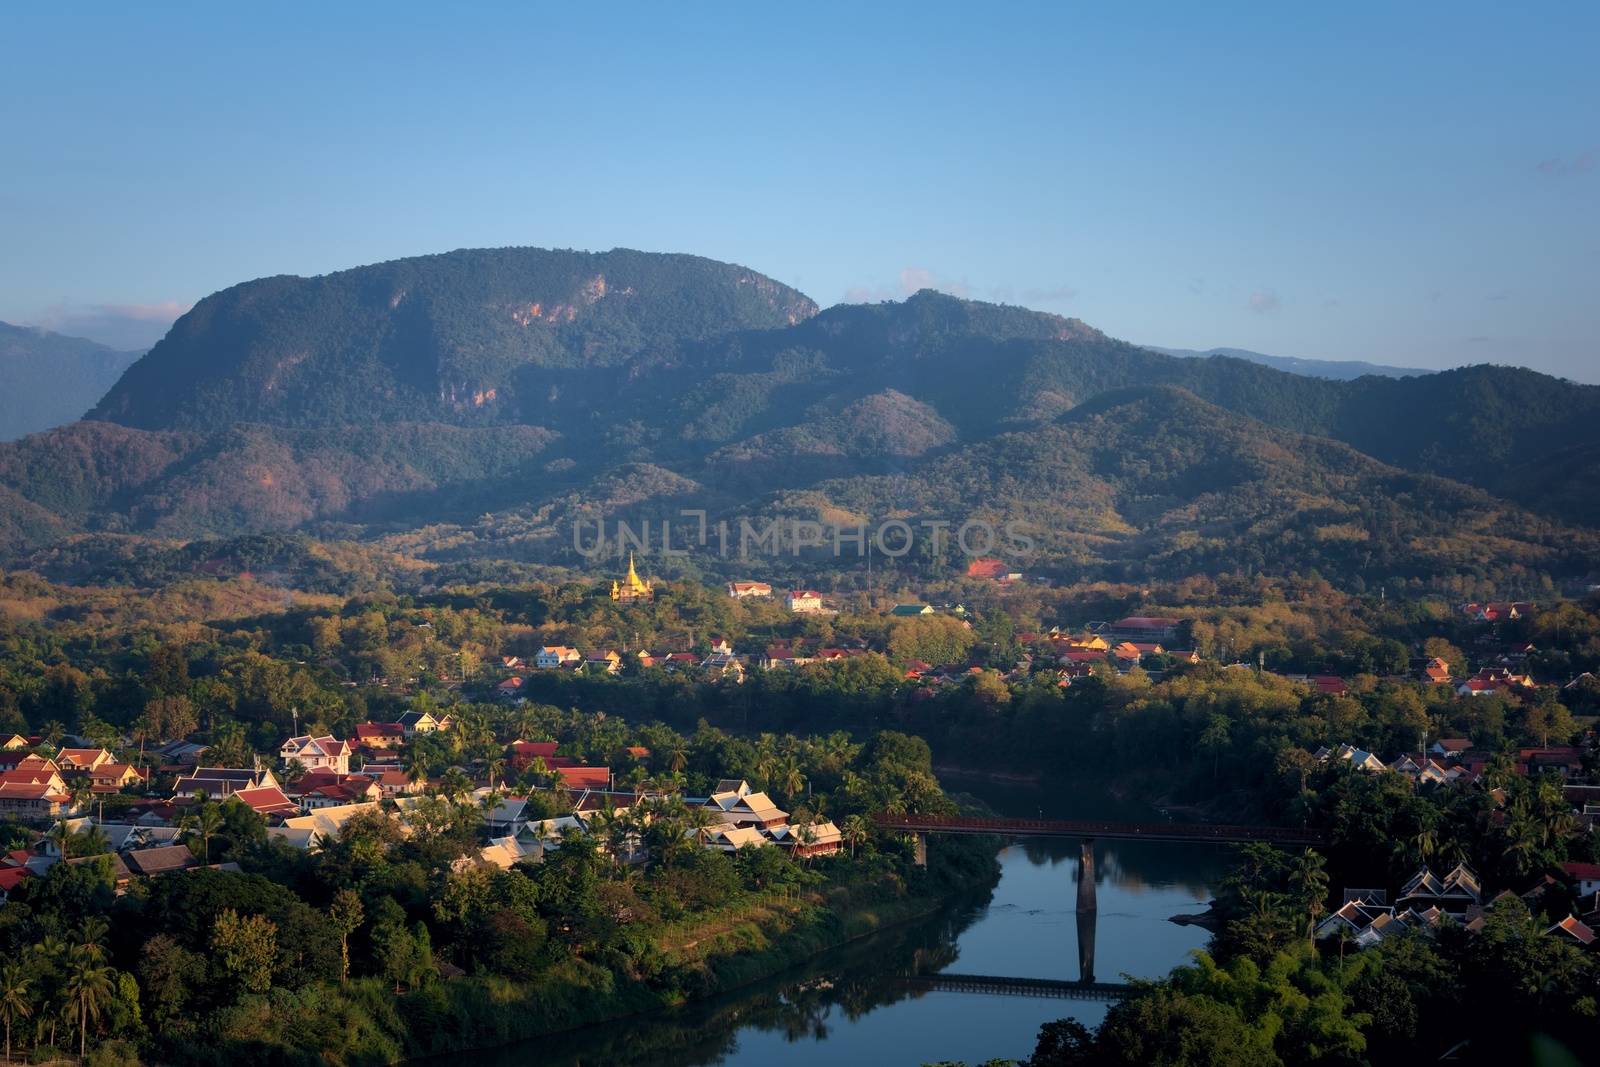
[840, 814, 870, 858]
[329, 889, 364, 981]
[179, 800, 225, 864]
[0, 964, 31, 1062]
[63, 948, 114, 1060]
[1198, 714, 1231, 781]
[1287, 848, 1328, 949]
[211, 910, 278, 994]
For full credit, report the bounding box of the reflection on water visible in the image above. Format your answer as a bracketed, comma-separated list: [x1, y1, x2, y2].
[463, 776, 1231, 1066]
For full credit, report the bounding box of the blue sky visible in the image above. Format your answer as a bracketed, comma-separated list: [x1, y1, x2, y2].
[2, 2, 1596, 379]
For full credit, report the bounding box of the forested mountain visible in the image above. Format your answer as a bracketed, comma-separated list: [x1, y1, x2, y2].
[0, 321, 141, 441]
[1145, 344, 1425, 380]
[1, 248, 1596, 590]
[90, 247, 817, 430]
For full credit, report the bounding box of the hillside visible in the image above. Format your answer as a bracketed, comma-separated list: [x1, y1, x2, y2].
[1145, 344, 1426, 380]
[0, 250, 1596, 590]
[0, 321, 142, 440]
[90, 247, 817, 430]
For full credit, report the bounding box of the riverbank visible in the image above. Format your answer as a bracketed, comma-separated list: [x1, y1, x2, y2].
[160, 843, 1001, 1066]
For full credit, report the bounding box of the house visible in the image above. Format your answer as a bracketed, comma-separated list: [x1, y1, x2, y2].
[294, 774, 382, 811]
[230, 785, 300, 818]
[0, 867, 34, 900]
[890, 603, 934, 617]
[1315, 745, 1387, 773]
[707, 637, 734, 656]
[1517, 747, 1585, 778]
[495, 676, 526, 697]
[1421, 657, 1453, 685]
[769, 820, 843, 858]
[57, 748, 115, 772]
[266, 803, 382, 851]
[583, 651, 622, 675]
[786, 590, 826, 614]
[703, 783, 788, 829]
[0, 776, 69, 818]
[1548, 915, 1596, 947]
[173, 766, 279, 800]
[1315, 897, 1393, 941]
[0, 752, 57, 775]
[151, 740, 209, 766]
[1312, 676, 1349, 696]
[727, 581, 773, 599]
[86, 762, 146, 794]
[535, 646, 582, 670]
[554, 766, 611, 791]
[361, 767, 423, 798]
[1430, 738, 1473, 760]
[1561, 862, 1600, 897]
[125, 844, 200, 878]
[761, 644, 815, 669]
[483, 796, 530, 837]
[396, 709, 452, 736]
[705, 825, 770, 852]
[1398, 863, 1482, 914]
[508, 741, 562, 775]
[0, 735, 29, 751]
[280, 735, 352, 775]
[354, 722, 406, 750]
[500, 655, 526, 671]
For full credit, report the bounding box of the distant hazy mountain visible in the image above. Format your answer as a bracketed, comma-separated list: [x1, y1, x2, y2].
[0, 322, 142, 441]
[1145, 345, 1426, 381]
[1, 249, 1597, 588]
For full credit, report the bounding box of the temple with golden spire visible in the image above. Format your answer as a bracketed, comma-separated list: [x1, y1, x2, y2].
[610, 553, 654, 602]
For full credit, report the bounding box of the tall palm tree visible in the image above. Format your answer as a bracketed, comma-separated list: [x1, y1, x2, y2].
[1288, 848, 1328, 948]
[779, 757, 806, 803]
[0, 963, 32, 1062]
[840, 815, 870, 859]
[179, 800, 225, 864]
[45, 821, 74, 860]
[484, 754, 506, 791]
[63, 948, 113, 1060]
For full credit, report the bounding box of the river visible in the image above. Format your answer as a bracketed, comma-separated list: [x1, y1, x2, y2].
[473, 775, 1228, 1066]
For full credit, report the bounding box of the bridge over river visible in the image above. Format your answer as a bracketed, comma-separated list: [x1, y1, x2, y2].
[876, 811, 1322, 986]
[900, 972, 1135, 1000]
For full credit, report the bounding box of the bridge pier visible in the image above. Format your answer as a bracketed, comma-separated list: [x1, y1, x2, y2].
[1076, 838, 1096, 913]
[1076, 838, 1096, 984]
[912, 831, 927, 868]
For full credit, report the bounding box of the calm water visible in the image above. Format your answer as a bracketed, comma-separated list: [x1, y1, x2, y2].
[474, 777, 1228, 1066]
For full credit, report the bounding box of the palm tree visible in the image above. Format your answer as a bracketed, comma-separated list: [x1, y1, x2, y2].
[666, 745, 688, 774]
[779, 757, 806, 803]
[840, 815, 870, 859]
[1288, 848, 1328, 948]
[179, 799, 225, 863]
[0, 964, 32, 1062]
[484, 754, 506, 791]
[45, 821, 74, 860]
[63, 948, 113, 1060]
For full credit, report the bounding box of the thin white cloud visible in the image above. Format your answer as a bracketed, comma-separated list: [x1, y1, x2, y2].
[898, 266, 970, 299]
[30, 300, 191, 350]
[1247, 290, 1281, 314]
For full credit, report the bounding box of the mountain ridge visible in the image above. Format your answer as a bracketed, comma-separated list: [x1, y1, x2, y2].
[0, 321, 143, 441]
[1, 248, 1595, 591]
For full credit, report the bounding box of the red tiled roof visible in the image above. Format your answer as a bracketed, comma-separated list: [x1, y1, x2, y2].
[0, 868, 32, 892]
[1562, 862, 1600, 881]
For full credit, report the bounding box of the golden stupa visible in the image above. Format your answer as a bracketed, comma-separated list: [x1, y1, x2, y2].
[610, 553, 653, 602]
